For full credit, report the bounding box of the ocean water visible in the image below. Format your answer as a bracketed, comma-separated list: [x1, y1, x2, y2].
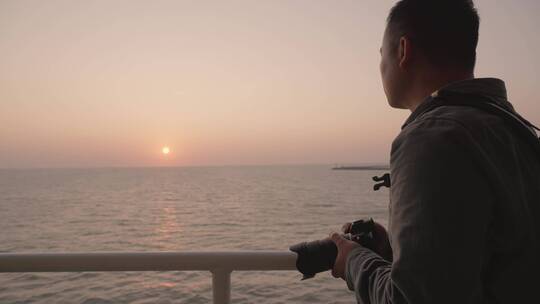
[0, 165, 390, 303]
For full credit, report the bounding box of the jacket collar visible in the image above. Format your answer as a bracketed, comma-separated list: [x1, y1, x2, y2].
[402, 78, 509, 129]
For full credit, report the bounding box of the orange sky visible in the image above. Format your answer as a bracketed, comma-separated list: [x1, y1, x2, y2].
[1, 0, 539, 168]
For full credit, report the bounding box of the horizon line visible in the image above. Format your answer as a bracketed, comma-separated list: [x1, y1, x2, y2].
[0, 162, 390, 170]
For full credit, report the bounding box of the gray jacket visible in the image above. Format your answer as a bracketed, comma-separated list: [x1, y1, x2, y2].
[346, 78, 540, 304]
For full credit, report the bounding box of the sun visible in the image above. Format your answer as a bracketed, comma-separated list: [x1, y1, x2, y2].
[162, 146, 170, 155]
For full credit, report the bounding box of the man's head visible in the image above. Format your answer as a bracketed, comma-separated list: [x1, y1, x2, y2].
[380, 0, 480, 109]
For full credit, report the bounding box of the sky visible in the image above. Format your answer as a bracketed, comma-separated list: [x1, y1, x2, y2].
[1, 0, 539, 168]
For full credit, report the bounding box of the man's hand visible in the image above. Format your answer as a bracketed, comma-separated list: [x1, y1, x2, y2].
[342, 221, 393, 262]
[330, 233, 361, 280]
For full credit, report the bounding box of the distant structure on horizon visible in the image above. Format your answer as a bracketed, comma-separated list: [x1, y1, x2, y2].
[331, 165, 390, 171]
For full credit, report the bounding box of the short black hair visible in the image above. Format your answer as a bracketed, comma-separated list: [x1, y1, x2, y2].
[387, 0, 480, 71]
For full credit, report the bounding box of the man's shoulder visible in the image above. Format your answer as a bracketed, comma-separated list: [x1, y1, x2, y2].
[395, 103, 504, 147]
[391, 103, 508, 164]
[417, 102, 503, 130]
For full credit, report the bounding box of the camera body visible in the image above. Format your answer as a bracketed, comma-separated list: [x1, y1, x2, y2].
[289, 218, 375, 280]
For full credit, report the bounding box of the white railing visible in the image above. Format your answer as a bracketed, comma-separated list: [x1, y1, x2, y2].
[0, 251, 298, 304]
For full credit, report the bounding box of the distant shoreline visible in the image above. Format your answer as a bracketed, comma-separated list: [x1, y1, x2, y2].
[332, 165, 390, 171]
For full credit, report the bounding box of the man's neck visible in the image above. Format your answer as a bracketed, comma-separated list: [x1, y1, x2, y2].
[407, 71, 475, 112]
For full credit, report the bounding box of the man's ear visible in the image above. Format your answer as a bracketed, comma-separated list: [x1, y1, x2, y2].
[398, 36, 411, 69]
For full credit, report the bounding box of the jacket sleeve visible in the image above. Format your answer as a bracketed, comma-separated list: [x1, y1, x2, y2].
[346, 118, 492, 304]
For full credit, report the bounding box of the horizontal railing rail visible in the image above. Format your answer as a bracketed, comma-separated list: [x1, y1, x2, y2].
[0, 251, 298, 304]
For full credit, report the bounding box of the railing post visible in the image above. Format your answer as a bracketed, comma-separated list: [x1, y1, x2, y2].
[211, 268, 231, 304]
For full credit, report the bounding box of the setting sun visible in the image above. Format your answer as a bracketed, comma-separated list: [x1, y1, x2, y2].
[162, 147, 170, 155]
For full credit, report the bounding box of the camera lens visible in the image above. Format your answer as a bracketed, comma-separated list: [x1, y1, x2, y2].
[289, 238, 338, 280]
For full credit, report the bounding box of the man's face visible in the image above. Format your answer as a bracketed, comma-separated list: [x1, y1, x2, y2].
[380, 26, 408, 109]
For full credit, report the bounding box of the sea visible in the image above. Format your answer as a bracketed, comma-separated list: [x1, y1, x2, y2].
[0, 165, 390, 304]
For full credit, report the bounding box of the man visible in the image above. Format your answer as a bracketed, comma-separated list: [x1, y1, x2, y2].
[330, 0, 540, 303]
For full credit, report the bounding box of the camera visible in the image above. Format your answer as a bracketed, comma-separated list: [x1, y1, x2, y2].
[289, 218, 375, 280]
